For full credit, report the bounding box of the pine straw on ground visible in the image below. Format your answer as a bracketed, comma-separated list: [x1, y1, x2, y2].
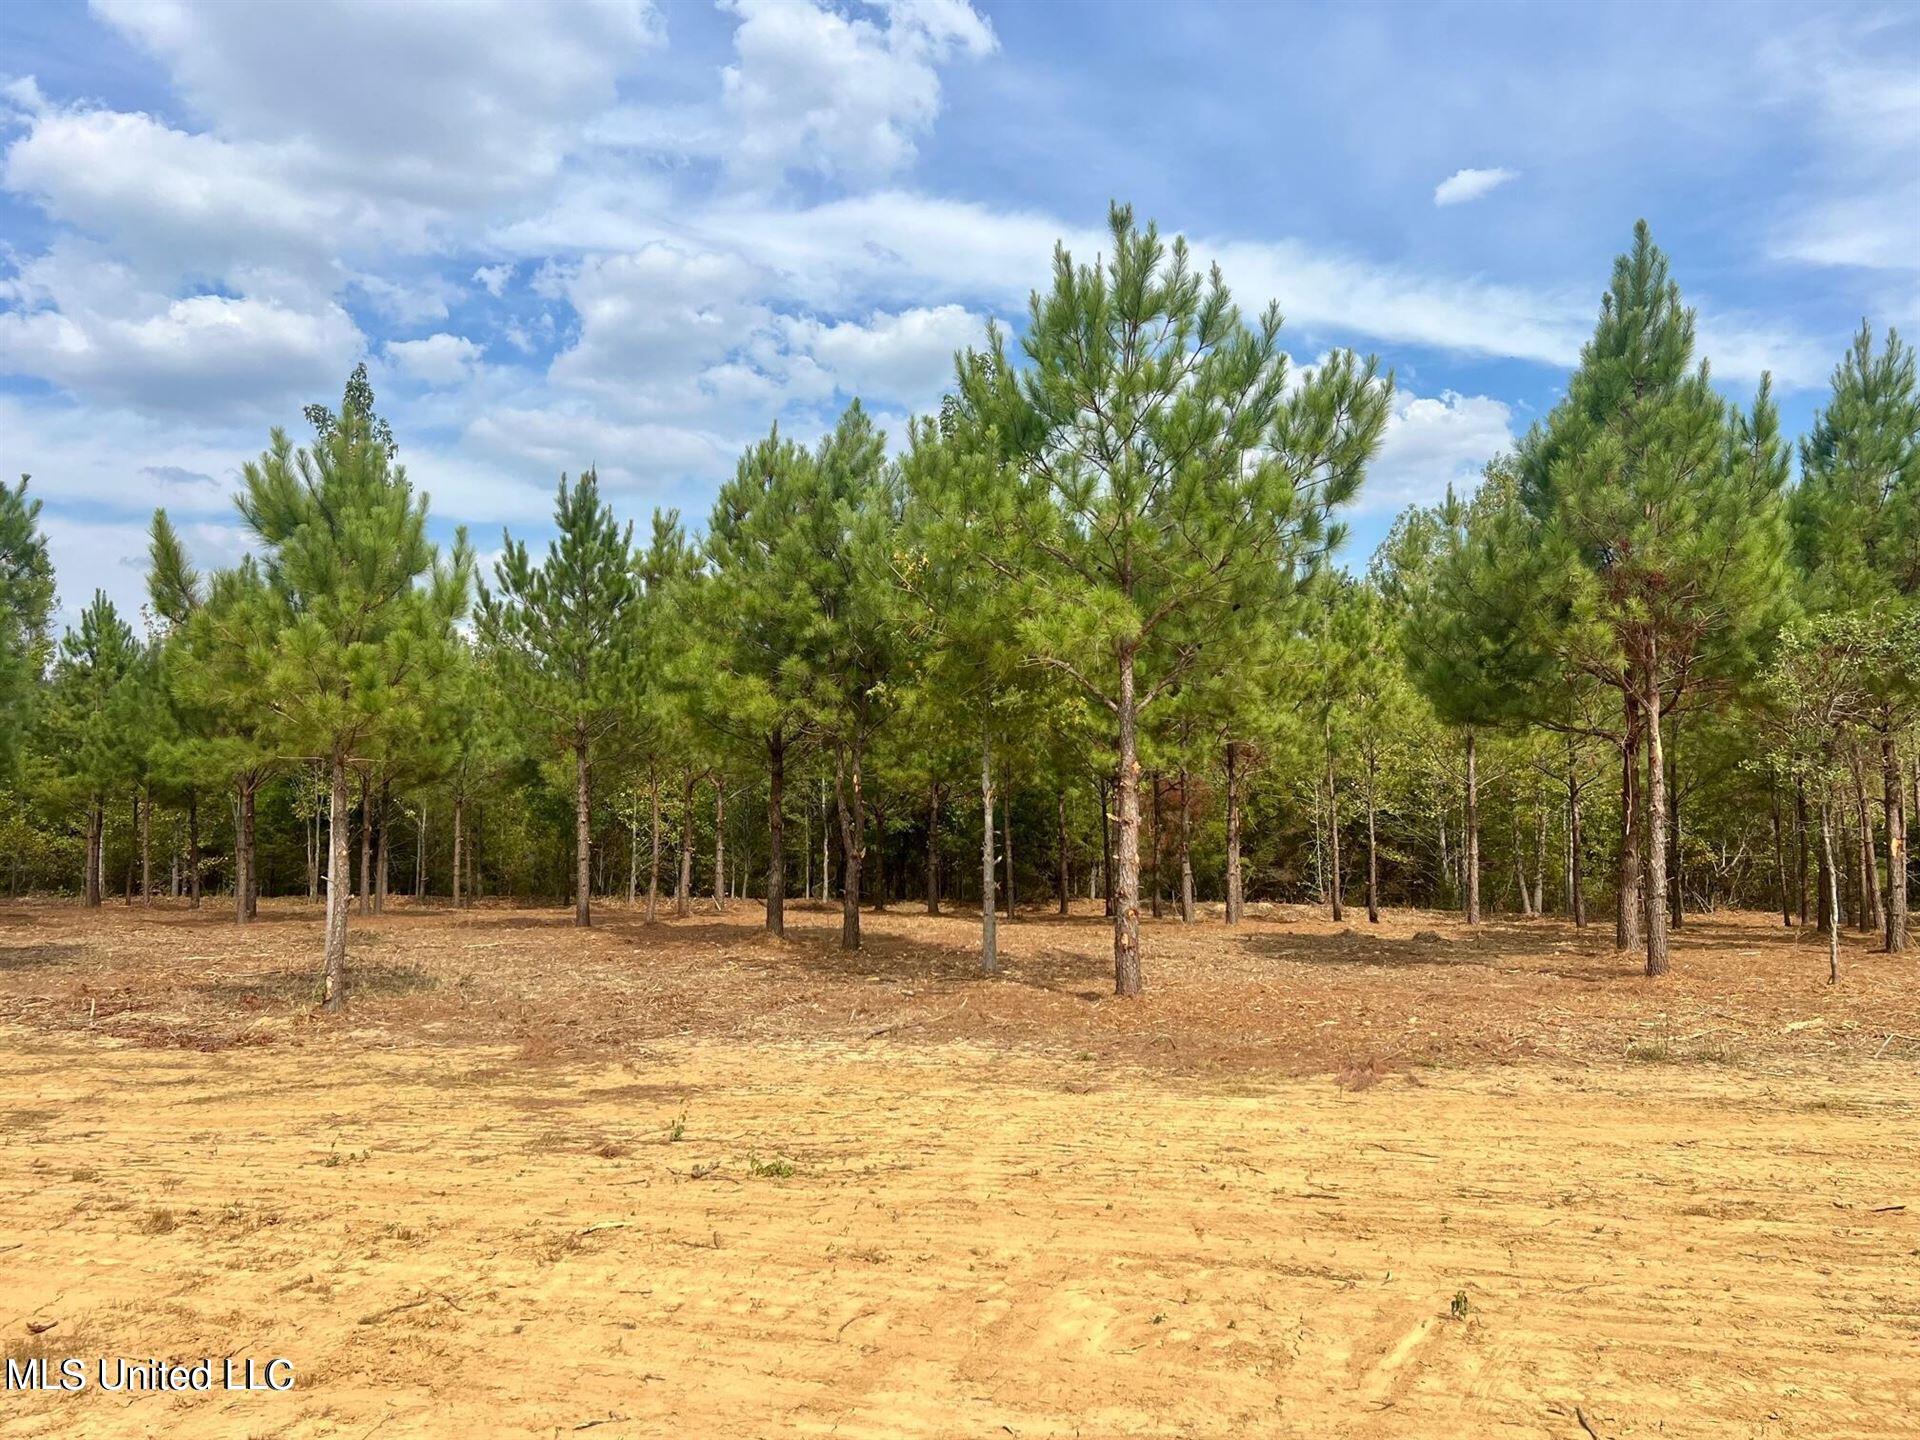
[0, 897, 1912, 1076]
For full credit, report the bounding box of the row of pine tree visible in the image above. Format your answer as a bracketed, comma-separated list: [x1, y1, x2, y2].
[0, 209, 1914, 1003]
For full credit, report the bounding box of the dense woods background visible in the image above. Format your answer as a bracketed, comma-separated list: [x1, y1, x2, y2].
[2, 208, 1915, 1002]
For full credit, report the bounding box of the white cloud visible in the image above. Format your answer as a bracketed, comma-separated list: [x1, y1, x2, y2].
[0, 285, 362, 417]
[387, 333, 485, 387]
[1433, 167, 1519, 207]
[1362, 389, 1514, 514]
[91, 0, 662, 209]
[778, 303, 979, 412]
[720, 0, 995, 182]
[473, 264, 514, 298]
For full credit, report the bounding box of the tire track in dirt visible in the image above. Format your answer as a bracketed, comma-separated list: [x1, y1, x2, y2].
[1, 1031, 1916, 1438]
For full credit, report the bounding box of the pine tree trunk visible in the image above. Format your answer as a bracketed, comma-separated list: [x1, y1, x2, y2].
[323, 754, 351, 1011]
[1533, 803, 1548, 915]
[1643, 647, 1671, 978]
[574, 737, 592, 928]
[356, 771, 371, 917]
[925, 783, 941, 915]
[835, 745, 864, 951]
[1002, 785, 1015, 922]
[676, 770, 694, 919]
[1854, 754, 1882, 934]
[1057, 789, 1071, 917]
[1365, 756, 1379, 925]
[1178, 768, 1195, 923]
[1100, 771, 1115, 920]
[1771, 789, 1793, 927]
[1888, 734, 1909, 953]
[1796, 779, 1811, 925]
[765, 729, 785, 937]
[1667, 713, 1683, 928]
[1617, 700, 1641, 951]
[1148, 774, 1163, 921]
[1463, 728, 1480, 926]
[125, 789, 135, 904]
[644, 774, 661, 921]
[1514, 810, 1534, 917]
[234, 780, 252, 925]
[1821, 800, 1840, 984]
[451, 793, 465, 910]
[980, 717, 997, 975]
[416, 809, 427, 899]
[138, 785, 151, 904]
[713, 780, 726, 914]
[375, 780, 390, 914]
[1566, 749, 1585, 928]
[187, 791, 201, 909]
[1224, 742, 1243, 925]
[1113, 648, 1143, 996]
[85, 801, 102, 906]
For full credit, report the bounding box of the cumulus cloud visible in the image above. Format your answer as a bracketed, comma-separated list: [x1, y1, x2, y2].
[1361, 390, 1515, 514]
[720, 0, 995, 182]
[387, 333, 485, 387]
[1433, 167, 1519, 206]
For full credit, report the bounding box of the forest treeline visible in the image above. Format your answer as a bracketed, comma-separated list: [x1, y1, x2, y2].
[1, 208, 1915, 1004]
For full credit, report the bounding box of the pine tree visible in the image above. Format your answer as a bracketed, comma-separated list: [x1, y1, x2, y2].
[953, 203, 1389, 995]
[238, 398, 470, 1008]
[46, 593, 141, 905]
[479, 471, 637, 927]
[1794, 324, 1920, 951]
[0, 477, 55, 776]
[1516, 223, 1793, 975]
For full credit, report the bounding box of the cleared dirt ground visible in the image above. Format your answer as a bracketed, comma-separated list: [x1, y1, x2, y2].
[2, 899, 1917, 1437]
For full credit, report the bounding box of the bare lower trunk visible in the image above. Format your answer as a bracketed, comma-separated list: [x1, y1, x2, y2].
[1365, 757, 1379, 925]
[1113, 648, 1142, 997]
[713, 781, 726, 914]
[980, 718, 997, 975]
[234, 780, 253, 925]
[451, 793, 465, 910]
[1224, 743, 1244, 925]
[1771, 789, 1792, 927]
[85, 801, 103, 906]
[1796, 779, 1810, 926]
[574, 739, 592, 928]
[323, 756, 351, 1011]
[1617, 700, 1641, 952]
[1178, 768, 1195, 923]
[1566, 749, 1585, 928]
[1514, 810, 1534, 917]
[676, 771, 694, 919]
[1643, 650, 1671, 978]
[357, 772, 372, 917]
[187, 791, 201, 909]
[1887, 735, 1908, 953]
[1057, 790, 1071, 917]
[1463, 728, 1480, 926]
[1002, 785, 1015, 922]
[374, 780, 390, 914]
[766, 730, 785, 937]
[647, 775, 661, 922]
[1667, 714, 1683, 928]
[1821, 800, 1839, 984]
[1854, 753, 1882, 935]
[139, 786, 151, 904]
[926, 784, 941, 915]
[1147, 775, 1161, 920]
[835, 745, 864, 951]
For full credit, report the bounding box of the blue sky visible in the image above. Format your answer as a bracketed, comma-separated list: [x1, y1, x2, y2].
[2, 0, 1915, 627]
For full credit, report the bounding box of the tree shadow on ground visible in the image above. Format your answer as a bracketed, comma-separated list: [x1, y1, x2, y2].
[0, 944, 86, 970]
[189, 962, 438, 1007]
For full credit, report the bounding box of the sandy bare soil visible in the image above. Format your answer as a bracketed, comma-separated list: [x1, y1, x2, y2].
[2, 900, 1917, 1437]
